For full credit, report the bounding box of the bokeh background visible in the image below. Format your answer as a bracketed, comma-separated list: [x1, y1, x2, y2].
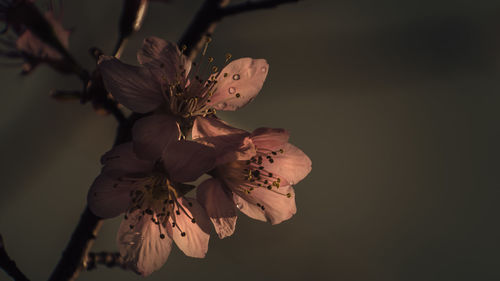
[1, 0, 500, 280]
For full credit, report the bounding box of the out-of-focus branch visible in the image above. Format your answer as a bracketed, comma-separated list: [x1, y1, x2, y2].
[0, 234, 29, 281]
[114, 0, 149, 58]
[221, 0, 299, 17]
[47, 208, 103, 281]
[179, 0, 300, 60]
[178, 0, 231, 60]
[85, 252, 126, 271]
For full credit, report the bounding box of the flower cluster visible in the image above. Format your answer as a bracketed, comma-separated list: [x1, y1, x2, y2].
[88, 36, 312, 276]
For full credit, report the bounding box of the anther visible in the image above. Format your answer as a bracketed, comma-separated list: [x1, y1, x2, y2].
[181, 232, 186, 237]
[160, 234, 165, 239]
[191, 218, 196, 223]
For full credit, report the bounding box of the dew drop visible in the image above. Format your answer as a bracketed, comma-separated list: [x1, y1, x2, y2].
[228, 87, 236, 94]
[232, 74, 240, 80]
[236, 203, 243, 209]
[261, 66, 267, 72]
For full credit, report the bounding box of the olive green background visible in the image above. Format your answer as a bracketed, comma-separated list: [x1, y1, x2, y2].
[1, 0, 500, 280]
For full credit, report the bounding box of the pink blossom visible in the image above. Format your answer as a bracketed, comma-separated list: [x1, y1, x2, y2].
[98, 36, 269, 117]
[192, 117, 312, 238]
[88, 115, 215, 276]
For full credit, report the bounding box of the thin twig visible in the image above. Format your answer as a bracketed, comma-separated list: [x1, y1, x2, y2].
[0, 234, 30, 281]
[221, 0, 299, 17]
[47, 208, 103, 281]
[178, 0, 231, 61]
[85, 252, 126, 271]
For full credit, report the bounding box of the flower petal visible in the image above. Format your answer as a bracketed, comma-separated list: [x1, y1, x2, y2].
[197, 178, 237, 239]
[261, 143, 312, 185]
[250, 128, 290, 151]
[163, 140, 215, 182]
[137, 37, 191, 84]
[208, 58, 269, 111]
[98, 56, 163, 113]
[170, 197, 211, 258]
[193, 116, 255, 165]
[232, 185, 297, 225]
[117, 210, 172, 276]
[87, 174, 140, 218]
[100, 143, 154, 176]
[132, 114, 180, 161]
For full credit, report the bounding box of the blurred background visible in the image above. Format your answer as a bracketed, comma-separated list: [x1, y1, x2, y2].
[1, 0, 500, 280]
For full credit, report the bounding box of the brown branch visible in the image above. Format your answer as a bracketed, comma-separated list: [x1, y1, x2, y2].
[178, 0, 231, 60]
[47, 208, 103, 281]
[221, 0, 299, 17]
[0, 234, 29, 281]
[84, 252, 126, 271]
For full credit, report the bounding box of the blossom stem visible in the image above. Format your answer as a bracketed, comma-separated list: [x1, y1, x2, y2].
[0, 234, 30, 281]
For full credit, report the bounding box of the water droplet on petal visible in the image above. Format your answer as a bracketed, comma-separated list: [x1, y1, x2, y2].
[232, 74, 240, 80]
[261, 66, 267, 72]
[228, 87, 236, 94]
[236, 203, 243, 209]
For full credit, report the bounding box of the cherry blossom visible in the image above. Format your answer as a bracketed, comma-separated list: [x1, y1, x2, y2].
[192, 116, 312, 238]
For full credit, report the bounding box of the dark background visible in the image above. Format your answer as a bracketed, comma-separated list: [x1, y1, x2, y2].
[1, 0, 500, 280]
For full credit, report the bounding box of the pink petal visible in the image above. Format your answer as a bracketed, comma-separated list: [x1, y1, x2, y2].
[87, 174, 140, 218]
[100, 143, 154, 176]
[169, 197, 211, 258]
[260, 143, 312, 185]
[137, 37, 191, 85]
[117, 210, 172, 276]
[207, 58, 269, 111]
[232, 185, 297, 225]
[196, 179, 237, 239]
[193, 117, 255, 165]
[163, 140, 215, 183]
[250, 128, 290, 151]
[98, 56, 164, 113]
[132, 114, 180, 161]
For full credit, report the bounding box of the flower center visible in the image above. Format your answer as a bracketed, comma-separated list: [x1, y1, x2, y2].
[124, 173, 196, 239]
[159, 40, 242, 119]
[218, 147, 291, 210]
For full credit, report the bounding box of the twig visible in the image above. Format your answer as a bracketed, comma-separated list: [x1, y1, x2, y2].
[47, 208, 103, 281]
[179, 0, 300, 60]
[85, 252, 126, 271]
[0, 234, 30, 281]
[221, 0, 299, 17]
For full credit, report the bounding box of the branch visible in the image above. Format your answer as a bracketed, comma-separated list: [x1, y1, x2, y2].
[85, 252, 126, 271]
[47, 208, 103, 281]
[0, 234, 29, 281]
[178, 0, 231, 60]
[178, 0, 300, 60]
[221, 0, 299, 17]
